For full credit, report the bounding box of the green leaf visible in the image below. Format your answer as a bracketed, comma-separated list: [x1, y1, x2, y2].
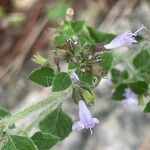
[54, 35, 66, 47]
[60, 23, 75, 37]
[87, 26, 116, 43]
[137, 95, 144, 106]
[27, 67, 55, 87]
[68, 61, 80, 70]
[47, 1, 69, 20]
[99, 51, 113, 73]
[31, 131, 59, 150]
[72, 87, 82, 104]
[78, 34, 89, 46]
[112, 83, 128, 100]
[71, 20, 85, 33]
[81, 89, 94, 105]
[144, 102, 150, 112]
[135, 35, 144, 42]
[2, 135, 37, 150]
[76, 68, 93, 85]
[133, 49, 150, 73]
[52, 72, 72, 92]
[0, 107, 11, 120]
[129, 81, 148, 95]
[39, 107, 73, 140]
[111, 68, 128, 83]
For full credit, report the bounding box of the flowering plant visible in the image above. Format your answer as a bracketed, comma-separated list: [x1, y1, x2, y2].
[0, 3, 149, 150]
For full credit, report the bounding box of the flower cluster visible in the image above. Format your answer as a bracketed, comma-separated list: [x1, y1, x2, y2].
[69, 25, 147, 134]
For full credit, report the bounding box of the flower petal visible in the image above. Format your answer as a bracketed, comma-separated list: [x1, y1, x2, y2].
[72, 121, 85, 131]
[92, 118, 99, 124]
[104, 31, 137, 49]
[70, 72, 80, 83]
[79, 100, 92, 124]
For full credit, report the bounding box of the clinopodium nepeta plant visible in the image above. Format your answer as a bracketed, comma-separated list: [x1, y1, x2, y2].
[0, 4, 150, 150]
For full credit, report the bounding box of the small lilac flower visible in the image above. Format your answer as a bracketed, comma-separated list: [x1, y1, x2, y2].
[72, 100, 99, 134]
[104, 25, 147, 49]
[70, 72, 80, 83]
[122, 88, 138, 107]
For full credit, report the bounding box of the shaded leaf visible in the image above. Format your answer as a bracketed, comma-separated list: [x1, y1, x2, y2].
[39, 107, 73, 140]
[71, 20, 85, 33]
[87, 26, 116, 43]
[68, 61, 80, 70]
[2, 135, 37, 150]
[99, 51, 113, 73]
[129, 81, 148, 95]
[31, 131, 59, 150]
[81, 89, 94, 105]
[112, 83, 128, 100]
[133, 49, 150, 73]
[27, 67, 55, 87]
[76, 68, 93, 85]
[52, 72, 72, 91]
[54, 35, 66, 47]
[111, 68, 128, 83]
[144, 102, 150, 113]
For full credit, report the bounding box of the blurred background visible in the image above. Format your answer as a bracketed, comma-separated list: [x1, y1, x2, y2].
[0, 0, 150, 150]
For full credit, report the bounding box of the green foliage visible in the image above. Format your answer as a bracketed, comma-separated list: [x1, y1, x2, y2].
[112, 81, 148, 100]
[31, 131, 59, 149]
[111, 68, 129, 84]
[133, 49, 150, 73]
[129, 81, 148, 95]
[52, 72, 72, 91]
[76, 68, 93, 85]
[27, 67, 55, 87]
[0, 108, 11, 120]
[135, 35, 144, 42]
[68, 61, 80, 70]
[54, 35, 66, 47]
[81, 88, 94, 105]
[39, 107, 73, 140]
[2, 135, 37, 150]
[71, 20, 85, 33]
[112, 83, 128, 100]
[60, 23, 75, 37]
[47, 1, 70, 20]
[87, 27, 116, 43]
[99, 51, 113, 74]
[144, 102, 150, 112]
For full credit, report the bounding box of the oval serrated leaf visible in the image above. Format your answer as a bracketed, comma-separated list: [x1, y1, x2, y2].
[31, 131, 59, 149]
[39, 107, 73, 140]
[76, 68, 93, 85]
[129, 81, 148, 95]
[52, 72, 72, 92]
[144, 102, 150, 113]
[27, 66, 55, 87]
[133, 49, 150, 73]
[2, 135, 37, 150]
[112, 83, 128, 100]
[99, 51, 113, 73]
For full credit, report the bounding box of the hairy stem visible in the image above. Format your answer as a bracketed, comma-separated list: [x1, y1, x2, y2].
[0, 92, 63, 128]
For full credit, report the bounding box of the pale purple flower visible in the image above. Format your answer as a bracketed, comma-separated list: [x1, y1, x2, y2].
[72, 100, 99, 134]
[70, 72, 80, 83]
[104, 25, 147, 49]
[122, 88, 138, 107]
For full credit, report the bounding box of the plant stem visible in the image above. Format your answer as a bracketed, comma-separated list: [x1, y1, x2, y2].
[0, 92, 63, 128]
